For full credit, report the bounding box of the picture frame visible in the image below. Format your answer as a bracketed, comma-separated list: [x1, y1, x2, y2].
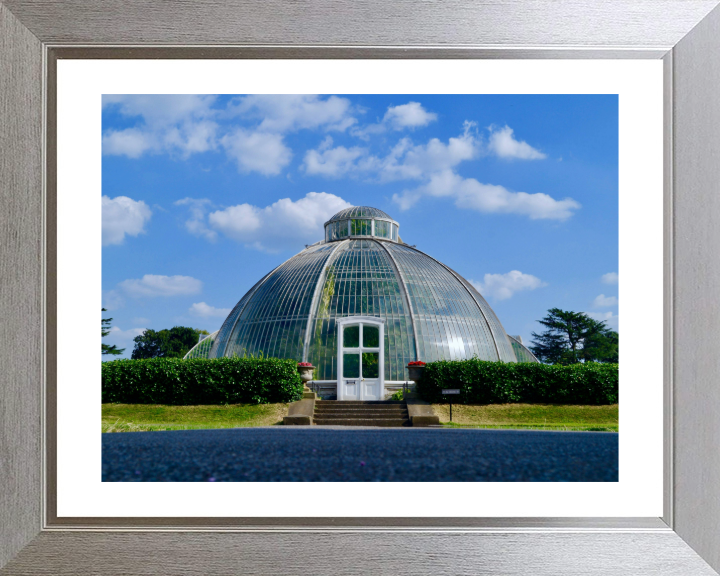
[2, 1, 720, 573]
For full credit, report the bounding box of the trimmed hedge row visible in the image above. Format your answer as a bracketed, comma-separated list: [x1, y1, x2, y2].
[416, 360, 618, 405]
[101, 357, 304, 405]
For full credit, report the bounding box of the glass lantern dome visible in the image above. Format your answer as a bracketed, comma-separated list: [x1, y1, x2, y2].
[208, 206, 537, 380]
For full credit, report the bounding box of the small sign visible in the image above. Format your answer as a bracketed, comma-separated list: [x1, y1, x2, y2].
[442, 389, 460, 395]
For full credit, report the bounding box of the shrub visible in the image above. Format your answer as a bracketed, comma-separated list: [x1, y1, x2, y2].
[101, 357, 304, 405]
[416, 359, 618, 405]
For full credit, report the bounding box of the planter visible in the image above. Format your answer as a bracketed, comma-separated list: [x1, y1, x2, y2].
[407, 365, 425, 383]
[297, 365, 314, 383]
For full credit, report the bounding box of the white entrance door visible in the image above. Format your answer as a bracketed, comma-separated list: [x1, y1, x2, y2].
[337, 317, 385, 401]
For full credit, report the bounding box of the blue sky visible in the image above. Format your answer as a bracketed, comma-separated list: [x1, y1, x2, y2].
[102, 94, 618, 359]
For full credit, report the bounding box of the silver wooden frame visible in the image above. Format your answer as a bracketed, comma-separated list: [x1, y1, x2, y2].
[2, 1, 720, 574]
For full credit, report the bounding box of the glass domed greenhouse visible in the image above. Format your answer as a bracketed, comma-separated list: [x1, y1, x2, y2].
[185, 206, 537, 397]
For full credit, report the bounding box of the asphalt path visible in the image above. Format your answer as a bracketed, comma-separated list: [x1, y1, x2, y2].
[102, 427, 618, 482]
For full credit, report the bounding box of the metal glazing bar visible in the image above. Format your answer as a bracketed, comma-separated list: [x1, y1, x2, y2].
[376, 240, 420, 362]
[302, 240, 347, 362]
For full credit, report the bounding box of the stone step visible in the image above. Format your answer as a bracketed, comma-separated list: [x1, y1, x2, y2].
[315, 406, 408, 413]
[315, 409, 408, 415]
[315, 411, 408, 419]
[313, 400, 409, 427]
[316, 400, 405, 405]
[316, 408, 407, 413]
[313, 417, 410, 427]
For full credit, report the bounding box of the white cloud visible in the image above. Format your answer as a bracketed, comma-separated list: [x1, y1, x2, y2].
[208, 204, 262, 238]
[221, 128, 292, 175]
[189, 302, 232, 318]
[353, 101, 438, 138]
[303, 137, 367, 177]
[394, 170, 580, 220]
[103, 95, 359, 172]
[208, 192, 352, 252]
[102, 128, 155, 158]
[103, 95, 219, 159]
[602, 272, 619, 284]
[102, 195, 152, 246]
[228, 95, 357, 133]
[304, 122, 576, 221]
[592, 294, 618, 308]
[174, 198, 217, 241]
[108, 326, 147, 341]
[383, 102, 437, 130]
[103, 94, 216, 127]
[305, 123, 479, 182]
[585, 311, 619, 332]
[470, 271, 547, 301]
[487, 125, 547, 160]
[119, 275, 203, 298]
[160, 120, 218, 156]
[392, 190, 423, 211]
[377, 127, 478, 181]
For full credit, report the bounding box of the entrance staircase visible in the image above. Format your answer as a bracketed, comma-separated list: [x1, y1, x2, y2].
[313, 400, 410, 427]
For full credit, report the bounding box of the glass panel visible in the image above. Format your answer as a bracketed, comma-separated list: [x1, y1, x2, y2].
[363, 325, 379, 348]
[344, 324, 360, 348]
[375, 220, 390, 239]
[362, 352, 380, 379]
[343, 353, 360, 378]
[351, 219, 372, 236]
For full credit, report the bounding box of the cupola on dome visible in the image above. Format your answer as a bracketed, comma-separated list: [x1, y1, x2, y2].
[324, 205, 400, 243]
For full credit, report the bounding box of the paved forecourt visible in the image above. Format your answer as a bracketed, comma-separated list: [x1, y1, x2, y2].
[102, 427, 618, 482]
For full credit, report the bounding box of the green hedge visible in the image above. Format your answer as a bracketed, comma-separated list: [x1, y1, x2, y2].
[416, 360, 618, 405]
[101, 357, 304, 405]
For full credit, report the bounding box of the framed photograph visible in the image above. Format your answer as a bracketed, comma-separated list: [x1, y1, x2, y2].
[76, 64, 639, 506]
[2, 1, 720, 574]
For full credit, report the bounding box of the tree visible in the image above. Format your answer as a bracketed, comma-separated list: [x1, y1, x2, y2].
[102, 308, 125, 356]
[131, 326, 209, 359]
[581, 326, 619, 363]
[530, 308, 618, 364]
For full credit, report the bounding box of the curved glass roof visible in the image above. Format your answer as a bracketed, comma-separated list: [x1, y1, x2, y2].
[325, 206, 395, 224]
[507, 335, 539, 363]
[209, 209, 536, 379]
[184, 330, 219, 359]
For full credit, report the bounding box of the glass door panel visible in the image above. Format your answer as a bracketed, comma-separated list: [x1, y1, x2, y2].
[363, 325, 379, 347]
[344, 325, 360, 348]
[343, 353, 360, 378]
[362, 352, 379, 379]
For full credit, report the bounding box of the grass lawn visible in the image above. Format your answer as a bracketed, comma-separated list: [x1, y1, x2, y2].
[102, 403, 289, 432]
[430, 403, 618, 432]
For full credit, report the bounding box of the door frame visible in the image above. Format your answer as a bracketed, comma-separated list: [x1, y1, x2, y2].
[336, 316, 385, 401]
